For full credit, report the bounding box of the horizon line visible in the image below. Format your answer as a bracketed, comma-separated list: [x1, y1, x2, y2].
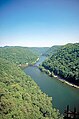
[0, 42, 79, 48]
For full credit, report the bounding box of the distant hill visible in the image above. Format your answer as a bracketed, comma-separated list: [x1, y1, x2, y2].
[29, 47, 49, 56]
[41, 43, 79, 86]
[43, 45, 62, 56]
[0, 46, 38, 65]
[0, 58, 63, 119]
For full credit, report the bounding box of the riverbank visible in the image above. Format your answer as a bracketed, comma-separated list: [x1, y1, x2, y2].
[18, 57, 39, 68]
[39, 66, 79, 89]
[54, 75, 79, 89]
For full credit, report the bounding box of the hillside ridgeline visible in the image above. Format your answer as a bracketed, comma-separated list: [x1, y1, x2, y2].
[29, 47, 49, 56]
[40, 43, 79, 86]
[43, 45, 62, 56]
[0, 46, 38, 65]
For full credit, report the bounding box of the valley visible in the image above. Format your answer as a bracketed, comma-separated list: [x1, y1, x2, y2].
[0, 43, 79, 119]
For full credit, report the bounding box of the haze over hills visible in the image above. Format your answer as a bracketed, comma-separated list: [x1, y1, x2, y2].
[0, 0, 79, 47]
[43, 45, 62, 56]
[29, 47, 49, 56]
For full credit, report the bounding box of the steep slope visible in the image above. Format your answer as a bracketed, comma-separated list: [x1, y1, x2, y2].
[29, 47, 49, 56]
[0, 58, 63, 119]
[43, 45, 62, 56]
[0, 46, 38, 65]
[41, 43, 79, 86]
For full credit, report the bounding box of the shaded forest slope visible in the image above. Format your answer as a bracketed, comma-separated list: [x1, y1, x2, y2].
[41, 43, 79, 86]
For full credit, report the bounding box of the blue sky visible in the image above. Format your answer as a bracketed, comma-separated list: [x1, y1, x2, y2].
[0, 0, 79, 47]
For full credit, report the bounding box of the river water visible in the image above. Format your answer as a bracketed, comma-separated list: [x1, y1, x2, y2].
[24, 56, 79, 114]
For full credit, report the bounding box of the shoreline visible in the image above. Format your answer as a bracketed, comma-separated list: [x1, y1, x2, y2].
[19, 58, 79, 89]
[18, 57, 39, 68]
[53, 74, 79, 89]
[39, 66, 79, 89]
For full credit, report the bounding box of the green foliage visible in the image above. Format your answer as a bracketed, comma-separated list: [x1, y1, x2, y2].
[0, 58, 63, 119]
[29, 47, 49, 56]
[0, 46, 38, 65]
[42, 43, 79, 85]
[43, 45, 62, 56]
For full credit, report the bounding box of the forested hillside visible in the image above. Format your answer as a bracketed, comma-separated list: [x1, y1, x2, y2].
[0, 58, 63, 119]
[43, 45, 62, 56]
[0, 46, 38, 65]
[29, 47, 49, 56]
[41, 43, 79, 86]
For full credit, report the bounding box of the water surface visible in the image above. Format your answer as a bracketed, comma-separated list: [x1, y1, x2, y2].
[24, 56, 79, 113]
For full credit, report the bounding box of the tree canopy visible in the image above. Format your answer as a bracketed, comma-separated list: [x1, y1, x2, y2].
[0, 46, 38, 65]
[42, 43, 79, 86]
[43, 45, 62, 56]
[0, 58, 63, 119]
[29, 47, 49, 56]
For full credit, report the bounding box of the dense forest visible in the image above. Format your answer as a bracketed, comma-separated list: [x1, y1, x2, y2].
[29, 47, 49, 56]
[0, 58, 63, 119]
[40, 43, 79, 86]
[0, 46, 38, 65]
[43, 46, 62, 56]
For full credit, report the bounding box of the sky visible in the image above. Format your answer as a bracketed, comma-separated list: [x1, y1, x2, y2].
[0, 0, 79, 47]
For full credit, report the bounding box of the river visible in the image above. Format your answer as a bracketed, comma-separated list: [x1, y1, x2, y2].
[24, 56, 79, 114]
